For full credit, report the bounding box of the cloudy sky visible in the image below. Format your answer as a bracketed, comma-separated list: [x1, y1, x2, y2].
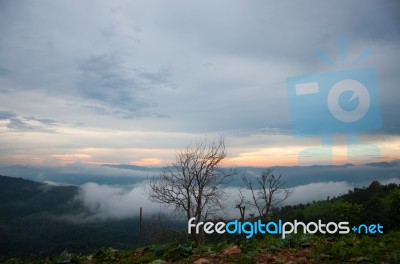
[0, 0, 399, 167]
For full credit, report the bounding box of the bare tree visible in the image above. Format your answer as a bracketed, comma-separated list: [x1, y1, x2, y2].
[147, 137, 235, 243]
[235, 189, 246, 222]
[242, 169, 292, 221]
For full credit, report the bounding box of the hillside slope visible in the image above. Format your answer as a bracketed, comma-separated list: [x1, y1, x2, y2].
[0, 175, 139, 258]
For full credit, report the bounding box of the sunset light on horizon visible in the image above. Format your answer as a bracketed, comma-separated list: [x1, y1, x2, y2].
[0, 1, 399, 170]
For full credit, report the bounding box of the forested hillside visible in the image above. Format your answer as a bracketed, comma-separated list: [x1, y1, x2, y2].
[1, 175, 399, 262]
[0, 176, 142, 257]
[273, 180, 400, 231]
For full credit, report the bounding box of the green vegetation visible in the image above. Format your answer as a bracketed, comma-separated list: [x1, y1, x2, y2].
[273, 180, 400, 231]
[1, 232, 399, 263]
[0, 175, 184, 258]
[1, 175, 399, 263]
[0, 176, 109, 257]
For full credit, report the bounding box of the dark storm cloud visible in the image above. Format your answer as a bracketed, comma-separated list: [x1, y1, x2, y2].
[78, 54, 172, 119]
[79, 54, 144, 107]
[7, 118, 35, 130]
[0, 110, 59, 132]
[0, 0, 399, 133]
[34, 118, 59, 127]
[0, 89, 10, 94]
[0, 66, 11, 76]
[137, 0, 400, 134]
[157, 1, 400, 67]
[0, 110, 16, 120]
[6, 117, 57, 133]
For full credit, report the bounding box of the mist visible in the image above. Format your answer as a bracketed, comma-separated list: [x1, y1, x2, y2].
[73, 180, 373, 221]
[72, 174, 400, 221]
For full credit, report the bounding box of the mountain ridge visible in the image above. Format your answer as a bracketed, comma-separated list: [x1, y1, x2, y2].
[1, 160, 399, 187]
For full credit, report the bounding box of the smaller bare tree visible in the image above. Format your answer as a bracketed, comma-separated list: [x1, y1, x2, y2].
[235, 189, 246, 222]
[242, 169, 292, 221]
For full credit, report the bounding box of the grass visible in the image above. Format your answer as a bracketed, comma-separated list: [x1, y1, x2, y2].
[1, 232, 399, 263]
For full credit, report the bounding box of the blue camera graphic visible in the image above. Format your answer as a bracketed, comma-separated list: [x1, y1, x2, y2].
[287, 68, 381, 136]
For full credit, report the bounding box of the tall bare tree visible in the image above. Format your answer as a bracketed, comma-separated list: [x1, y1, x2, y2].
[147, 137, 235, 242]
[242, 169, 291, 221]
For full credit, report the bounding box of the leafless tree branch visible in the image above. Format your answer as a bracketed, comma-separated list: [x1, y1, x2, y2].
[242, 169, 292, 221]
[147, 137, 235, 243]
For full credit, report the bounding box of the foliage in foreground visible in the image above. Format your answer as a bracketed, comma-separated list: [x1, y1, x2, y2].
[2, 232, 399, 264]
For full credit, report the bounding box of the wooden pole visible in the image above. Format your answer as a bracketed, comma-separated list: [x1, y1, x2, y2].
[139, 207, 142, 247]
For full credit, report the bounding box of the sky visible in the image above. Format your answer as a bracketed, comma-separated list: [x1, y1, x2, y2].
[0, 0, 399, 168]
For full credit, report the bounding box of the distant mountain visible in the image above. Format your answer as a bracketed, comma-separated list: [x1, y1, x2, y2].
[95, 160, 400, 188]
[365, 159, 400, 168]
[0, 160, 399, 187]
[101, 163, 160, 171]
[228, 161, 400, 188]
[0, 164, 153, 185]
